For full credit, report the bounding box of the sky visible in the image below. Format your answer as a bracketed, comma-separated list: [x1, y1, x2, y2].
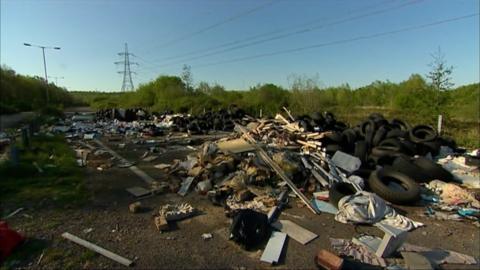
[1, 0, 479, 92]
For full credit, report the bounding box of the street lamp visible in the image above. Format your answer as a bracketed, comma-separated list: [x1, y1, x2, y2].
[23, 42, 61, 103]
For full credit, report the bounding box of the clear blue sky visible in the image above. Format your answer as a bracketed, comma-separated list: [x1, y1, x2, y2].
[1, 0, 478, 91]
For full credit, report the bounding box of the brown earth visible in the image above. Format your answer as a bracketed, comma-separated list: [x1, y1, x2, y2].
[3, 135, 480, 269]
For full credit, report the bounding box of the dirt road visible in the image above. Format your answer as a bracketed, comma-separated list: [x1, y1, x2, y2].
[3, 135, 480, 269]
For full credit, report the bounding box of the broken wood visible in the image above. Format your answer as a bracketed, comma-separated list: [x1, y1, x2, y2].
[235, 124, 319, 214]
[216, 138, 255, 154]
[94, 139, 155, 184]
[62, 232, 133, 267]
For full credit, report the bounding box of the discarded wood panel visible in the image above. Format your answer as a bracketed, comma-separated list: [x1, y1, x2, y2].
[94, 139, 155, 184]
[260, 231, 287, 264]
[62, 232, 133, 267]
[3, 207, 24, 219]
[311, 169, 329, 187]
[216, 138, 255, 154]
[235, 124, 319, 214]
[177, 177, 194, 196]
[128, 166, 155, 184]
[126, 186, 151, 197]
[271, 219, 318, 245]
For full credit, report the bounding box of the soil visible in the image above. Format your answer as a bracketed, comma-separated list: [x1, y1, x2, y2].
[3, 134, 480, 269]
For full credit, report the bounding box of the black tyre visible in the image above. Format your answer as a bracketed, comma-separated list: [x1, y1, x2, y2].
[360, 120, 376, 137]
[399, 139, 417, 155]
[409, 125, 437, 143]
[325, 144, 342, 155]
[385, 129, 407, 139]
[354, 141, 368, 163]
[368, 168, 421, 205]
[325, 132, 343, 143]
[419, 139, 442, 157]
[365, 125, 375, 146]
[379, 138, 405, 153]
[329, 182, 357, 207]
[342, 128, 357, 146]
[371, 146, 403, 157]
[413, 156, 454, 182]
[390, 119, 409, 130]
[372, 126, 391, 146]
[392, 156, 430, 182]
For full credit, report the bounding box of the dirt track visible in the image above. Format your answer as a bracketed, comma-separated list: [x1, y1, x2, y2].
[4, 135, 480, 269]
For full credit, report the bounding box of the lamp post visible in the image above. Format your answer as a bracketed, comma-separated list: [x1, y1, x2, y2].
[23, 43, 61, 103]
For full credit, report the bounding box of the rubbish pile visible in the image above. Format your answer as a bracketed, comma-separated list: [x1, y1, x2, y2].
[95, 106, 250, 134]
[155, 110, 479, 267]
[25, 108, 479, 268]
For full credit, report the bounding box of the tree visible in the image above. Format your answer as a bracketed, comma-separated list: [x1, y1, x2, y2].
[427, 47, 454, 91]
[181, 64, 193, 91]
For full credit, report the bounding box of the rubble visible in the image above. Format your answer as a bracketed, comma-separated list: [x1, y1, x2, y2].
[36, 109, 479, 268]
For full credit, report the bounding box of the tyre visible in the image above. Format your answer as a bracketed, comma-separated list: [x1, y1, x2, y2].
[409, 125, 437, 143]
[325, 132, 344, 143]
[342, 128, 357, 147]
[413, 156, 454, 182]
[368, 168, 421, 204]
[385, 129, 407, 139]
[354, 141, 368, 163]
[329, 182, 357, 207]
[360, 120, 376, 137]
[325, 144, 342, 155]
[372, 126, 391, 146]
[371, 146, 403, 157]
[369, 154, 397, 166]
[365, 125, 375, 146]
[391, 156, 430, 182]
[399, 139, 417, 155]
[390, 119, 409, 130]
[379, 138, 405, 153]
[419, 139, 442, 157]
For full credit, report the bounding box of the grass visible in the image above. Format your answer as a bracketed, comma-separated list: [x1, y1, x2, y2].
[0, 134, 90, 269]
[0, 134, 87, 212]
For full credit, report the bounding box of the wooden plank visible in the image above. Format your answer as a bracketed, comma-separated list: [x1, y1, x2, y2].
[216, 138, 255, 154]
[177, 177, 194, 196]
[271, 219, 318, 245]
[235, 124, 319, 214]
[311, 169, 329, 187]
[62, 232, 133, 267]
[260, 231, 287, 264]
[94, 139, 155, 184]
[126, 186, 151, 197]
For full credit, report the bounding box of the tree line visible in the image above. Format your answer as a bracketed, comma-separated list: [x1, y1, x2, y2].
[76, 73, 478, 124]
[0, 66, 81, 114]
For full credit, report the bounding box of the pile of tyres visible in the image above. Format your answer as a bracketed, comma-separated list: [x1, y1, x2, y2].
[170, 107, 248, 134]
[317, 112, 457, 205]
[96, 108, 148, 122]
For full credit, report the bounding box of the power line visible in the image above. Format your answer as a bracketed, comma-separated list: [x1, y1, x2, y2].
[145, 0, 398, 64]
[138, 0, 276, 54]
[115, 43, 138, 91]
[142, 0, 425, 69]
[192, 13, 478, 68]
